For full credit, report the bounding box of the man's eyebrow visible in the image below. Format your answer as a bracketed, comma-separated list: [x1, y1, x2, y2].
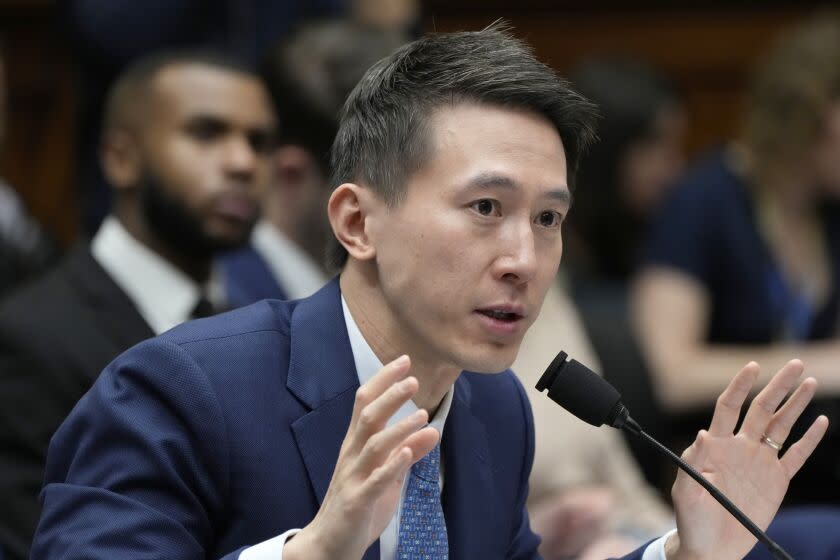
[464, 172, 571, 204]
[183, 113, 228, 126]
[183, 112, 276, 134]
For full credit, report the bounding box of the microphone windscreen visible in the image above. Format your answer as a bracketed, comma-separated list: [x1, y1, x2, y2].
[536, 352, 622, 427]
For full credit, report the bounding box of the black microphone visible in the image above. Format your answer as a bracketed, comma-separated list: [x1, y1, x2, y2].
[535, 351, 794, 560]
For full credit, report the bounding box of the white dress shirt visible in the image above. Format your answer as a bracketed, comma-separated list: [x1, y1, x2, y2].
[251, 221, 328, 300]
[241, 293, 671, 560]
[91, 216, 224, 335]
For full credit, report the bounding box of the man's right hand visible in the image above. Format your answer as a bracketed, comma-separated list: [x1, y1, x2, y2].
[283, 355, 439, 560]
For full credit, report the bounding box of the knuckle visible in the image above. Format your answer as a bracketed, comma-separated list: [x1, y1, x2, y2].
[355, 386, 370, 406]
[365, 434, 385, 457]
[359, 407, 376, 428]
[716, 394, 736, 410]
[755, 397, 777, 414]
[369, 462, 393, 486]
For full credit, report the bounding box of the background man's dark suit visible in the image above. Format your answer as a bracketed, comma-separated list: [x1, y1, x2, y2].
[0, 245, 154, 560]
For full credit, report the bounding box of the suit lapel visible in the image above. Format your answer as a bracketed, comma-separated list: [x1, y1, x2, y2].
[66, 246, 155, 363]
[286, 279, 381, 560]
[442, 374, 497, 558]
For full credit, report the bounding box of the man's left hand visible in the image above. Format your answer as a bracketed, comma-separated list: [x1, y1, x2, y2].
[666, 359, 829, 560]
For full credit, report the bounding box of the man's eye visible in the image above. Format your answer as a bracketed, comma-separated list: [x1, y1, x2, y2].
[186, 120, 226, 141]
[537, 211, 562, 227]
[471, 199, 500, 216]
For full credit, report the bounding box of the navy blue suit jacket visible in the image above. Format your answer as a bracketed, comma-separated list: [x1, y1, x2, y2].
[219, 245, 289, 308]
[32, 279, 646, 559]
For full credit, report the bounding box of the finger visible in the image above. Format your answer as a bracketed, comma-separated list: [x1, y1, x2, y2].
[355, 408, 429, 474]
[740, 359, 804, 440]
[780, 415, 829, 479]
[359, 427, 440, 502]
[349, 355, 412, 429]
[680, 430, 709, 469]
[673, 431, 710, 501]
[360, 445, 414, 502]
[708, 362, 760, 436]
[763, 377, 818, 447]
[351, 375, 420, 451]
[402, 426, 440, 465]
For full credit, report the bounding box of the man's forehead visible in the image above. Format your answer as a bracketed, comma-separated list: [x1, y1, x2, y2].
[427, 102, 565, 149]
[420, 102, 568, 180]
[153, 62, 257, 91]
[149, 63, 273, 122]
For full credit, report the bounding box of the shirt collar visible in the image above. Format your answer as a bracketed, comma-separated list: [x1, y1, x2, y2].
[341, 295, 453, 435]
[91, 216, 221, 335]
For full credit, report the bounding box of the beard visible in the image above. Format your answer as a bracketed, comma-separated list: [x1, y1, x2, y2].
[139, 168, 255, 259]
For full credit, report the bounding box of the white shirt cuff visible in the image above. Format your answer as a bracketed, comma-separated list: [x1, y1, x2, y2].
[642, 528, 677, 560]
[239, 528, 302, 560]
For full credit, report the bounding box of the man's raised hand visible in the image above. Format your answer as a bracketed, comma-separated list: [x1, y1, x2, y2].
[666, 360, 829, 560]
[285, 355, 439, 560]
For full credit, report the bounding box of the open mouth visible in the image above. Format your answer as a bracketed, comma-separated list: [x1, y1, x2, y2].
[477, 309, 523, 322]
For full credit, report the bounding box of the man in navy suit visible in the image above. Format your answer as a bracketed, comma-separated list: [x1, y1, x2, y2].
[32, 26, 828, 560]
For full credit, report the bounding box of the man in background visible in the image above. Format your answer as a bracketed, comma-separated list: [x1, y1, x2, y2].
[0, 50, 276, 560]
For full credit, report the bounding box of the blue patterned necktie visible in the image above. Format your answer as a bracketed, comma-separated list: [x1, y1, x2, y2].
[396, 444, 448, 559]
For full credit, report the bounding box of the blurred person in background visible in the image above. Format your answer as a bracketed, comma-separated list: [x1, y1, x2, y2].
[0, 49, 276, 560]
[633, 11, 840, 505]
[562, 59, 687, 486]
[565, 59, 686, 284]
[221, 19, 408, 304]
[0, 46, 60, 296]
[64, 0, 419, 237]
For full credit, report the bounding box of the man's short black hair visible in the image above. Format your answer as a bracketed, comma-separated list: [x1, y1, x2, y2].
[326, 23, 598, 271]
[103, 48, 256, 134]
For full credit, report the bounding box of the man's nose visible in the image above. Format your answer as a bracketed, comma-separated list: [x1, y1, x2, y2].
[223, 135, 258, 177]
[493, 222, 538, 285]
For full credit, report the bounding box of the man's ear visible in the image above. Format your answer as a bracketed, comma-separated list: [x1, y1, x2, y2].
[327, 183, 379, 262]
[100, 129, 141, 191]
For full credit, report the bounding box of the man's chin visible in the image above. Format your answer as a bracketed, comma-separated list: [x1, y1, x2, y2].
[458, 346, 519, 374]
[206, 220, 256, 247]
[202, 220, 256, 252]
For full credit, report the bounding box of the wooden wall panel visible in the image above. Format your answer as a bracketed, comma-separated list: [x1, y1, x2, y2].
[0, 0, 78, 245]
[423, 6, 818, 156]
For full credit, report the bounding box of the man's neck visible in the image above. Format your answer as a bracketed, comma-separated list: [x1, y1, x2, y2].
[339, 265, 460, 417]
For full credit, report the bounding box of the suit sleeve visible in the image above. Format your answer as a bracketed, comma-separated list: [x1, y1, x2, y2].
[30, 338, 241, 560]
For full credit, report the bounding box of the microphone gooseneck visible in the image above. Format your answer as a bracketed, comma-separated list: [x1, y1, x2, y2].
[535, 351, 794, 560]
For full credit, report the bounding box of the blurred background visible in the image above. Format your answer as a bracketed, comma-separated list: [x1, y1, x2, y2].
[0, 0, 830, 247]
